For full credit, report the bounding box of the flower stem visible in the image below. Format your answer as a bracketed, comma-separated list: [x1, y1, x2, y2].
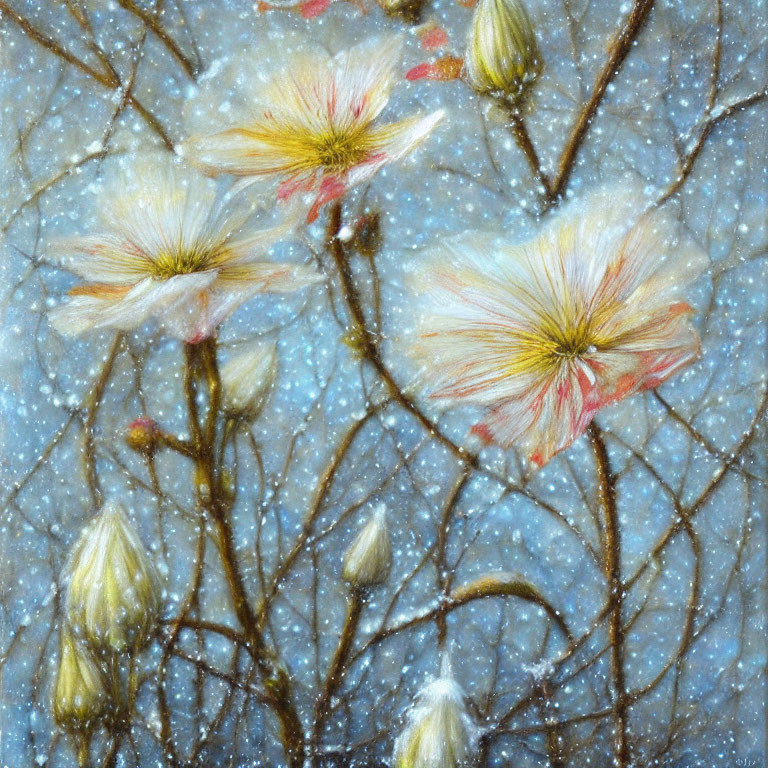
[588, 422, 629, 768]
[82, 334, 123, 507]
[183, 339, 304, 767]
[310, 587, 365, 762]
[326, 202, 468, 459]
[75, 733, 90, 768]
[501, 101, 552, 203]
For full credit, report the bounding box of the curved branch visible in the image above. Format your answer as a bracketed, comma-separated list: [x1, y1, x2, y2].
[551, 0, 656, 200]
[0, 2, 174, 149]
[354, 572, 572, 664]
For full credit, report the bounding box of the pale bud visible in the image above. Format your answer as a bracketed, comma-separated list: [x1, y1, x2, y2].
[65, 501, 161, 654]
[53, 629, 107, 733]
[465, 0, 541, 103]
[342, 504, 392, 588]
[221, 341, 277, 420]
[394, 657, 476, 768]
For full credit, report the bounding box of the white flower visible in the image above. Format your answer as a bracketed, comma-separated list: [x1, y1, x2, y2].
[221, 339, 277, 420]
[65, 501, 162, 653]
[184, 36, 444, 223]
[49, 155, 321, 342]
[411, 187, 706, 467]
[394, 657, 476, 768]
[466, 0, 541, 101]
[52, 629, 107, 732]
[342, 503, 392, 588]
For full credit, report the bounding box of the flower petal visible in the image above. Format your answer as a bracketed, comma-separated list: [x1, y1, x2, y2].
[50, 273, 218, 337]
[164, 262, 322, 342]
[217, 261, 323, 292]
[365, 111, 445, 169]
[332, 35, 404, 125]
[48, 235, 152, 285]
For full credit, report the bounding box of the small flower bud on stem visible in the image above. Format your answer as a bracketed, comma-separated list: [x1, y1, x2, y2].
[466, 0, 541, 104]
[342, 504, 392, 588]
[65, 501, 162, 655]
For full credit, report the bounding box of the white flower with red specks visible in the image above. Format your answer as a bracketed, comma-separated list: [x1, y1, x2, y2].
[411, 188, 706, 467]
[48, 156, 321, 343]
[184, 36, 444, 223]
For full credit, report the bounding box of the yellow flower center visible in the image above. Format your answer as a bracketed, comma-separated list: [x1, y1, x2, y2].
[150, 247, 213, 280]
[312, 127, 372, 173]
[238, 119, 375, 177]
[548, 318, 594, 360]
[504, 311, 608, 377]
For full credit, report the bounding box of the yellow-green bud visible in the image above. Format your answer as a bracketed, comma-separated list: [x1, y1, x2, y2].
[342, 504, 392, 588]
[394, 657, 475, 768]
[466, 0, 541, 102]
[65, 501, 161, 654]
[52, 629, 107, 733]
[221, 341, 277, 421]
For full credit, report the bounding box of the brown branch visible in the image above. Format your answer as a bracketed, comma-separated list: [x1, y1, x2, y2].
[490, 385, 768, 737]
[0, 2, 174, 149]
[3, 149, 112, 235]
[504, 105, 552, 200]
[184, 339, 305, 768]
[161, 617, 249, 649]
[256, 402, 383, 627]
[588, 422, 629, 768]
[116, 0, 200, 80]
[435, 469, 470, 646]
[551, 0, 656, 200]
[658, 88, 768, 205]
[310, 588, 366, 763]
[707, 0, 723, 113]
[354, 572, 572, 664]
[82, 334, 123, 507]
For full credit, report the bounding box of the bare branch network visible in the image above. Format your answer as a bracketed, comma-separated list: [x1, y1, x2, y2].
[0, 1, 766, 767]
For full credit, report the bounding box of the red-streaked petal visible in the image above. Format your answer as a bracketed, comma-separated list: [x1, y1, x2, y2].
[417, 23, 450, 51]
[307, 176, 347, 223]
[300, 0, 331, 18]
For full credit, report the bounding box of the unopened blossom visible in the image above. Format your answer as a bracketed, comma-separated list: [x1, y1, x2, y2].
[49, 157, 321, 342]
[52, 629, 107, 733]
[466, 0, 541, 102]
[412, 188, 705, 467]
[221, 340, 277, 420]
[342, 503, 392, 588]
[184, 36, 444, 223]
[394, 657, 475, 768]
[125, 417, 160, 455]
[65, 501, 162, 654]
[376, 0, 426, 23]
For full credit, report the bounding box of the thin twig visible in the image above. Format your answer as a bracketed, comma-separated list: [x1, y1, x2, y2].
[551, 0, 656, 200]
[82, 334, 123, 507]
[588, 422, 629, 768]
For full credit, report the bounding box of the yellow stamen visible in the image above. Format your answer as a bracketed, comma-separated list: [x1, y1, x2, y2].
[235, 120, 375, 176]
[150, 246, 214, 279]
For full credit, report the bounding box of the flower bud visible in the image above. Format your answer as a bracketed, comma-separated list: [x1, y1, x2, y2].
[125, 417, 159, 455]
[342, 504, 392, 588]
[65, 501, 161, 654]
[53, 629, 107, 733]
[352, 212, 383, 258]
[375, 0, 425, 23]
[221, 341, 277, 421]
[465, 0, 541, 102]
[394, 657, 476, 768]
